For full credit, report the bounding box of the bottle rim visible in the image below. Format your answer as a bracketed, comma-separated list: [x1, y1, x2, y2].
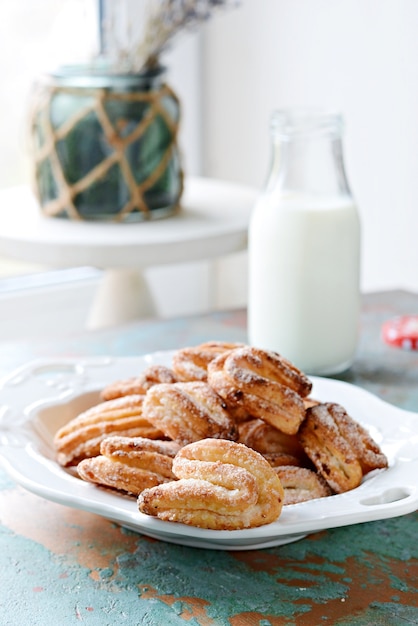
[271, 108, 344, 137]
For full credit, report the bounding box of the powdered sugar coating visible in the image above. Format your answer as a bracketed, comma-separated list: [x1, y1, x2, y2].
[142, 381, 237, 445]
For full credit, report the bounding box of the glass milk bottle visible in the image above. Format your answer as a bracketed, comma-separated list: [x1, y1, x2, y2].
[248, 109, 361, 375]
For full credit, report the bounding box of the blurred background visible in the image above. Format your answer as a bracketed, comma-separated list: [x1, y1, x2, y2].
[0, 0, 417, 338]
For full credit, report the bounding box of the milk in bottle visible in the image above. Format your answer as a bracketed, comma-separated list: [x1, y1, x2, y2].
[248, 110, 361, 375]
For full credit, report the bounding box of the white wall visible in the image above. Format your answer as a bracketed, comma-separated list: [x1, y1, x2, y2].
[4, 1, 417, 332]
[202, 0, 418, 295]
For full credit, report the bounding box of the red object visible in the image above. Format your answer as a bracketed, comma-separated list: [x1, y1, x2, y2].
[382, 315, 418, 350]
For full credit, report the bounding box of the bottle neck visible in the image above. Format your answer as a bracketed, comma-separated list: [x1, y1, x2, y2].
[267, 110, 352, 198]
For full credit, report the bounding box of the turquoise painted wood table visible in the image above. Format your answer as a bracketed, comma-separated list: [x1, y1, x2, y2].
[1, 291, 417, 625]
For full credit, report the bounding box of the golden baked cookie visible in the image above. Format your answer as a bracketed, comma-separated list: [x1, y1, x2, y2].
[78, 436, 180, 495]
[138, 438, 284, 530]
[172, 341, 244, 382]
[238, 418, 308, 460]
[101, 365, 179, 401]
[274, 465, 332, 505]
[54, 395, 164, 467]
[208, 346, 311, 434]
[298, 403, 365, 493]
[327, 403, 388, 475]
[142, 381, 238, 446]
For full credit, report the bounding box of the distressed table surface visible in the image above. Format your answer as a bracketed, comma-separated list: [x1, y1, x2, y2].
[1, 290, 417, 626]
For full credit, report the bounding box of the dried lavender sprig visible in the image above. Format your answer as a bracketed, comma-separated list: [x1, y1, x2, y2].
[138, 0, 240, 70]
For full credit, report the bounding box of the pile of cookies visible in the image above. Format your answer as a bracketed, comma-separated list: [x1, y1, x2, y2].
[54, 342, 388, 530]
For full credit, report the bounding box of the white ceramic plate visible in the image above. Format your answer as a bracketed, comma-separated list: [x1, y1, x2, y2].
[0, 353, 417, 550]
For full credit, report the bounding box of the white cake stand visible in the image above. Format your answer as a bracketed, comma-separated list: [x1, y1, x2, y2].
[0, 177, 257, 327]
